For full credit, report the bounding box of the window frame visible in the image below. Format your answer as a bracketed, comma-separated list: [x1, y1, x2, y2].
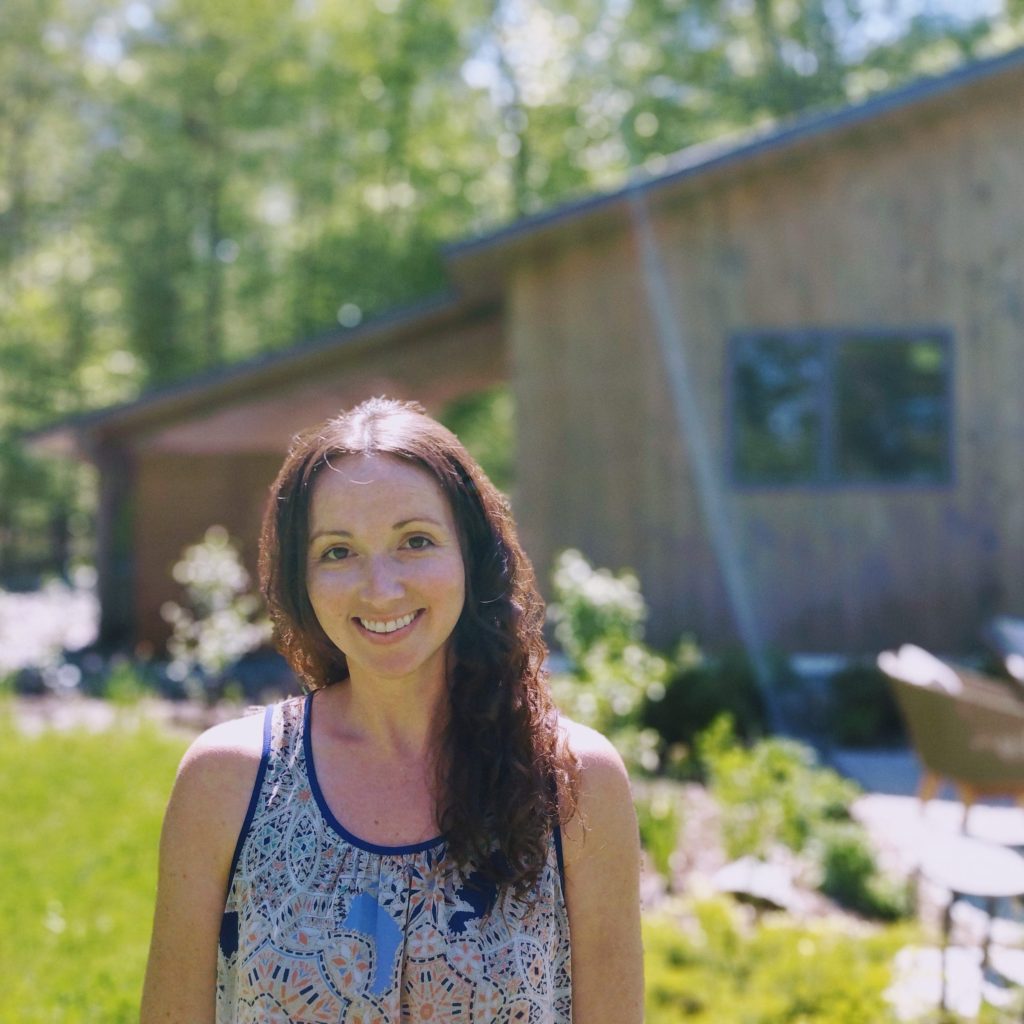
[726, 326, 955, 490]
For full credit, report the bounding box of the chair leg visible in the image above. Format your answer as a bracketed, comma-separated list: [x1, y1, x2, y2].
[919, 771, 941, 808]
[957, 785, 977, 833]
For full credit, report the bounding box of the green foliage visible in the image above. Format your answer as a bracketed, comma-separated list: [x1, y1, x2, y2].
[827, 660, 906, 748]
[99, 658, 148, 707]
[699, 717, 910, 921]
[643, 902, 914, 1024]
[700, 716, 858, 860]
[439, 385, 515, 495]
[548, 548, 648, 664]
[547, 550, 667, 769]
[160, 525, 271, 701]
[0, 716, 188, 1022]
[642, 638, 768, 761]
[635, 786, 682, 882]
[548, 554, 774, 774]
[816, 823, 913, 922]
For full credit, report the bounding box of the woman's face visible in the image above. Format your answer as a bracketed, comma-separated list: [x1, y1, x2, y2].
[304, 453, 466, 689]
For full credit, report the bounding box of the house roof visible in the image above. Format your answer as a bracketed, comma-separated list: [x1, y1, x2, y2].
[30, 43, 1024, 456]
[29, 291, 496, 455]
[444, 43, 1024, 295]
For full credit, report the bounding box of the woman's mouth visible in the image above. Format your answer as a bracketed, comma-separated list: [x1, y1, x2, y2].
[355, 610, 421, 636]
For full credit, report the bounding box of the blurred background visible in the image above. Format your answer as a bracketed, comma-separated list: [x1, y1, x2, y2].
[2, 0, 1020, 607]
[5, 1, 1024, 1020]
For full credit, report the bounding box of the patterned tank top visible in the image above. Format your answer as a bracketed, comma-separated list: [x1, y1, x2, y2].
[216, 695, 572, 1023]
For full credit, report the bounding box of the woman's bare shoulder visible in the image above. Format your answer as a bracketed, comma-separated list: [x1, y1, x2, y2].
[178, 707, 267, 778]
[142, 708, 273, 1023]
[557, 712, 634, 888]
[555, 716, 634, 851]
[182, 707, 268, 766]
[167, 708, 270, 839]
[557, 715, 629, 775]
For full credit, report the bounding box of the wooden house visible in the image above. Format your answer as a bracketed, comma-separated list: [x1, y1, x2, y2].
[33, 46, 1024, 658]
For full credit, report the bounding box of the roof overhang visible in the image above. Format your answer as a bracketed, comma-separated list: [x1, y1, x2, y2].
[29, 292, 501, 458]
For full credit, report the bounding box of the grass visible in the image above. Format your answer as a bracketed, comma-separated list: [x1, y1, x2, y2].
[0, 709, 188, 1023]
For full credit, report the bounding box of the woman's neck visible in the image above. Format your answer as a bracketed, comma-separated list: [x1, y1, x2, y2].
[317, 673, 448, 765]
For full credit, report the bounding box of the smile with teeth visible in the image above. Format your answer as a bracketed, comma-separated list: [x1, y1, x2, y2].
[356, 611, 420, 635]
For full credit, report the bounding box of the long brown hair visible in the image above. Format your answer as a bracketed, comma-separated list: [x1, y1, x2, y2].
[259, 397, 577, 891]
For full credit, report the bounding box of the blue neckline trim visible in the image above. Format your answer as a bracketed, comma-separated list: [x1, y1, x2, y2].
[302, 692, 446, 856]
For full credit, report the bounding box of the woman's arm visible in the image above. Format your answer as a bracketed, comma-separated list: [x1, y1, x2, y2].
[140, 713, 265, 1024]
[560, 720, 645, 1024]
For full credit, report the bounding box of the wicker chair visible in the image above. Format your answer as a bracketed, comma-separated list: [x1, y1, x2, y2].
[877, 644, 1024, 828]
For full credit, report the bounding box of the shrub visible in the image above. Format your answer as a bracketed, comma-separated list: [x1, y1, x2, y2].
[635, 787, 682, 882]
[697, 717, 909, 920]
[160, 526, 272, 702]
[100, 658, 148, 706]
[699, 716, 857, 859]
[547, 550, 667, 769]
[826, 661, 905, 747]
[643, 902, 913, 1024]
[548, 548, 647, 664]
[815, 823, 913, 921]
[642, 638, 768, 759]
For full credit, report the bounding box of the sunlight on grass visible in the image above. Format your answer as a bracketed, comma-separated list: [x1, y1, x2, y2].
[0, 711, 187, 1023]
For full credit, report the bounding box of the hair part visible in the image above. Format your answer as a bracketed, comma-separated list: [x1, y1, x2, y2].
[259, 396, 578, 892]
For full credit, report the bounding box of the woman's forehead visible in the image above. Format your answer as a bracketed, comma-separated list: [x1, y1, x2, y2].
[308, 453, 454, 528]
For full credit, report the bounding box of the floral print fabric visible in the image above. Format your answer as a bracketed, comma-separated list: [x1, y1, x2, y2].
[216, 696, 572, 1024]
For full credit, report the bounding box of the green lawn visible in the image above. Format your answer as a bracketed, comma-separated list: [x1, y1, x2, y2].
[0, 710, 187, 1023]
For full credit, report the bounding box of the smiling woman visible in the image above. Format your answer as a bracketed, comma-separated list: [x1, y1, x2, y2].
[140, 397, 643, 1024]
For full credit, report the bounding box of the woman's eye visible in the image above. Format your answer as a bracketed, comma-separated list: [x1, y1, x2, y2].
[322, 545, 351, 561]
[405, 535, 435, 551]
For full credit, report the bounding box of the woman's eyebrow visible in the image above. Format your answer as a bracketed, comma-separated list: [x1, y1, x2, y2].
[393, 516, 446, 529]
[308, 528, 352, 542]
[308, 517, 445, 542]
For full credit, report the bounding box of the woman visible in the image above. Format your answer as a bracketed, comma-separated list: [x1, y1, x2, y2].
[141, 397, 643, 1023]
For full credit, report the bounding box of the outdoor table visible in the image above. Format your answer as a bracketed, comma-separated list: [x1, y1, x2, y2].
[920, 832, 1024, 1014]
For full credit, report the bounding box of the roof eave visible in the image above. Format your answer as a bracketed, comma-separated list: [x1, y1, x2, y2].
[26, 290, 482, 455]
[444, 44, 1024, 283]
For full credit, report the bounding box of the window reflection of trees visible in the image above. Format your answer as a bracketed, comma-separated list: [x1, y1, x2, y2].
[837, 337, 948, 483]
[735, 335, 823, 483]
[732, 331, 950, 486]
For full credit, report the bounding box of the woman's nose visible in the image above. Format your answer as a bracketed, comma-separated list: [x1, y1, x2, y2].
[360, 555, 405, 603]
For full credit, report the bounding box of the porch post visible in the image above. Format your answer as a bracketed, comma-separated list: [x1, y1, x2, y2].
[92, 438, 136, 652]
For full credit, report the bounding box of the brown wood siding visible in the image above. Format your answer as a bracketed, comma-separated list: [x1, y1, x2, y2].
[132, 453, 283, 652]
[137, 316, 506, 455]
[513, 76, 1024, 654]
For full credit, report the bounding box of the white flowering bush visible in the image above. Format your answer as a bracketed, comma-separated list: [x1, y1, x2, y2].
[160, 526, 272, 701]
[548, 548, 647, 662]
[0, 570, 99, 693]
[547, 550, 667, 771]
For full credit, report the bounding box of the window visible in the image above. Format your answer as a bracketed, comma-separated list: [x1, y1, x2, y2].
[730, 329, 952, 486]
